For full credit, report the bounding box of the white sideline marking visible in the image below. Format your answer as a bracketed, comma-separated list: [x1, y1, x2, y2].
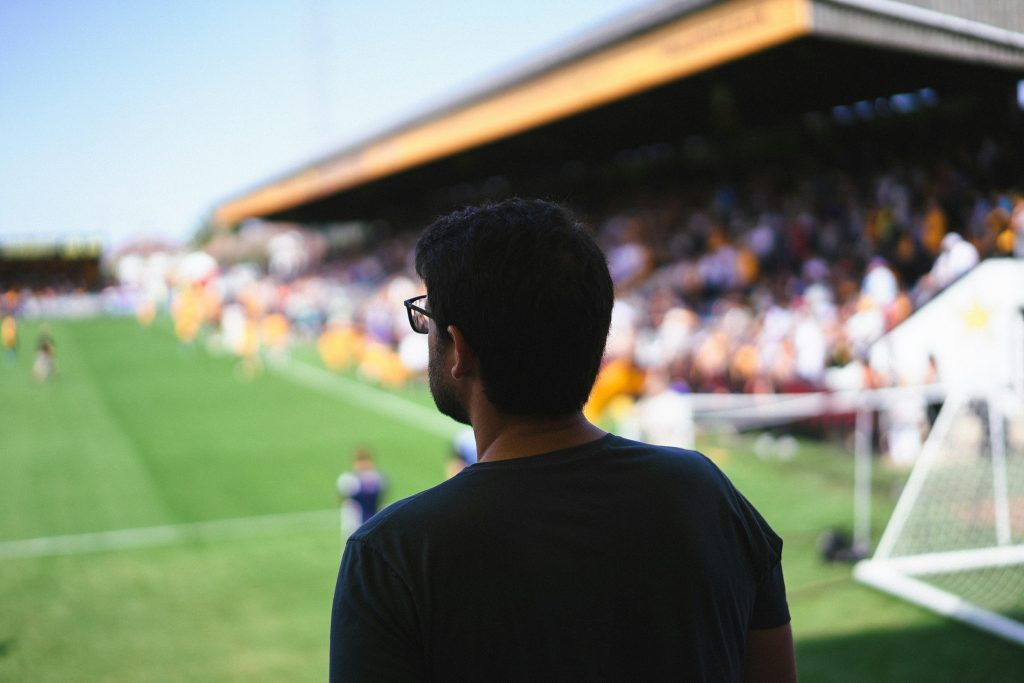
[0, 509, 338, 561]
[266, 355, 461, 439]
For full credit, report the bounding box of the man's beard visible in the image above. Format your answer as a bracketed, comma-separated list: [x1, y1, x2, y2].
[428, 339, 471, 425]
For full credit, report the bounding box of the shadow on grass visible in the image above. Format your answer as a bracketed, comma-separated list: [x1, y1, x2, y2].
[0, 637, 15, 658]
[796, 619, 1024, 682]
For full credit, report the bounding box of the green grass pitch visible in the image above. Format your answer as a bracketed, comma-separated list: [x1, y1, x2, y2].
[1, 317, 1021, 681]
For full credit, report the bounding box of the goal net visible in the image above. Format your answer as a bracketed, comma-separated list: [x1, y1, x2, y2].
[854, 391, 1024, 645]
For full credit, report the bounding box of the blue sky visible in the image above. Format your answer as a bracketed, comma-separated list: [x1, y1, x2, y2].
[0, 0, 648, 247]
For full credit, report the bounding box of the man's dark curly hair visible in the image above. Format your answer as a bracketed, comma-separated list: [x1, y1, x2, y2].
[415, 198, 613, 417]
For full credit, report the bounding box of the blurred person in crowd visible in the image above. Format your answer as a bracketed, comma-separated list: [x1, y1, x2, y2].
[792, 307, 827, 387]
[584, 298, 646, 423]
[634, 367, 695, 449]
[2, 289, 20, 314]
[2, 315, 17, 362]
[769, 339, 800, 393]
[331, 199, 794, 681]
[919, 196, 948, 258]
[844, 295, 885, 361]
[358, 339, 409, 388]
[692, 329, 732, 393]
[236, 314, 263, 380]
[976, 196, 1010, 257]
[604, 215, 654, 293]
[698, 226, 739, 297]
[934, 232, 980, 286]
[397, 328, 429, 377]
[892, 232, 929, 284]
[318, 321, 365, 372]
[221, 302, 262, 380]
[650, 305, 698, 365]
[172, 283, 206, 346]
[915, 232, 980, 304]
[336, 447, 385, 540]
[884, 291, 914, 330]
[583, 351, 646, 425]
[135, 298, 156, 327]
[1012, 192, 1024, 258]
[884, 376, 929, 467]
[261, 310, 290, 358]
[861, 257, 898, 310]
[446, 428, 477, 479]
[33, 326, 55, 382]
[730, 342, 765, 393]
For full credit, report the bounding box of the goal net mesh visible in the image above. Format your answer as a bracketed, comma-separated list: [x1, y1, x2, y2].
[855, 392, 1024, 644]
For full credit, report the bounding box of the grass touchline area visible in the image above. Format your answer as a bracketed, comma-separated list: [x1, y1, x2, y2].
[0, 509, 339, 561]
[265, 354, 461, 439]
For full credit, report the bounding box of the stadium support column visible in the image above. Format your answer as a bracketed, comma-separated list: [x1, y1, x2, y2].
[853, 405, 873, 556]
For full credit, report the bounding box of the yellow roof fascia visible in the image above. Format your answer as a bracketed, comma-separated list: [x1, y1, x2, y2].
[214, 0, 811, 227]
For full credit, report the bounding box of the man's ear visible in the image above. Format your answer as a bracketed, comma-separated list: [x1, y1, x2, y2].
[447, 325, 476, 379]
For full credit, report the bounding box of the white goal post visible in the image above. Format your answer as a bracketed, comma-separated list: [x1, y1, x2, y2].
[853, 391, 1024, 646]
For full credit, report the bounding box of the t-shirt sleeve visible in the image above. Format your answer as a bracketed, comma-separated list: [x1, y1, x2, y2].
[749, 555, 790, 629]
[711, 462, 791, 630]
[730, 489, 790, 629]
[330, 537, 424, 682]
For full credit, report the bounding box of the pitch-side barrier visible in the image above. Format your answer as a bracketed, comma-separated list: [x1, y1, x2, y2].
[687, 383, 949, 554]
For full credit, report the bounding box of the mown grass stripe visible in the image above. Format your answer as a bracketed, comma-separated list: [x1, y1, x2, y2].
[0, 509, 339, 560]
[265, 355, 461, 439]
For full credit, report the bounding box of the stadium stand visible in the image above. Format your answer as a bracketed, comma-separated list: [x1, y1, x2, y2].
[188, 0, 1024, 412]
[0, 236, 104, 294]
[203, 0, 1024, 399]
[211, 0, 1024, 229]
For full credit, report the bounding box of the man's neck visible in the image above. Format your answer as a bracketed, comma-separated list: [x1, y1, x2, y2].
[474, 411, 606, 463]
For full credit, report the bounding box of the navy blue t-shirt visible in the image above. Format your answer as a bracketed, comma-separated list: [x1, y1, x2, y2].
[331, 434, 789, 682]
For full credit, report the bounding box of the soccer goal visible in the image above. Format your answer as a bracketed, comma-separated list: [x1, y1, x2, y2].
[854, 390, 1024, 645]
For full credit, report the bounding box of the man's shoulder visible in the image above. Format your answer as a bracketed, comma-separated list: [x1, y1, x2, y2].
[603, 433, 723, 476]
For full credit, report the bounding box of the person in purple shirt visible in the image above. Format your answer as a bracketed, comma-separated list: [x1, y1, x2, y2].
[336, 447, 385, 538]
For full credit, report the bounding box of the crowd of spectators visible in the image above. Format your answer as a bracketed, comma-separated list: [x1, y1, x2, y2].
[587, 157, 1021, 398]
[136, 149, 1021, 408]
[0, 142, 1016, 464]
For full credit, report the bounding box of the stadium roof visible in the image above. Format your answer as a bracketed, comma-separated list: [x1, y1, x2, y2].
[211, 0, 1024, 228]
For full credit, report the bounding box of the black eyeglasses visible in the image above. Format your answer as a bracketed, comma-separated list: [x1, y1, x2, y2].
[403, 295, 439, 334]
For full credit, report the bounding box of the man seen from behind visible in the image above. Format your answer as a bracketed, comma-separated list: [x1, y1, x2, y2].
[331, 198, 796, 681]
